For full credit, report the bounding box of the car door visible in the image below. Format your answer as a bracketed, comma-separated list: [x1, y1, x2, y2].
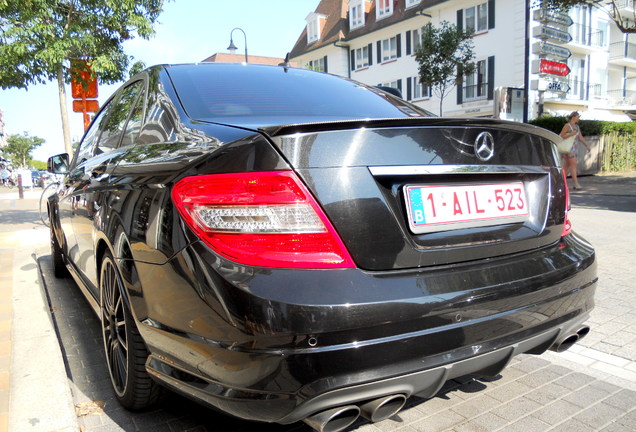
[70, 80, 146, 295]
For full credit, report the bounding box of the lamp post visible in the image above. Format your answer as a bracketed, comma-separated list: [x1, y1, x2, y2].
[227, 27, 248, 63]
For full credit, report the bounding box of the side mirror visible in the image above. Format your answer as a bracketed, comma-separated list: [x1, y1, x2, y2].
[47, 153, 69, 174]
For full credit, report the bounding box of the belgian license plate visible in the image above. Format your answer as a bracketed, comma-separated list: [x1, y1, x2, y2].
[405, 182, 529, 234]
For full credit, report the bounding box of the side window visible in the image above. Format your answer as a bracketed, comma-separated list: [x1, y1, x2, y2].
[120, 83, 146, 147]
[96, 80, 144, 152]
[72, 99, 115, 168]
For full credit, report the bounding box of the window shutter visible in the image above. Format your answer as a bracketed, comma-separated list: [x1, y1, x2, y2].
[350, 49, 355, 71]
[406, 30, 412, 55]
[396, 34, 402, 58]
[397, 79, 403, 93]
[377, 41, 382, 63]
[323, 55, 328, 73]
[457, 64, 464, 105]
[487, 56, 495, 100]
[407, 77, 412, 101]
[457, 9, 463, 32]
[368, 43, 373, 65]
[488, 0, 495, 30]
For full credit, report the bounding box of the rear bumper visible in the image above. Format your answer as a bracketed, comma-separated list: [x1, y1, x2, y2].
[135, 233, 596, 424]
[146, 313, 589, 424]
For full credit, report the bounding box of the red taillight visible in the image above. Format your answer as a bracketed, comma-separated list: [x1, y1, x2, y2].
[171, 171, 355, 269]
[561, 168, 572, 237]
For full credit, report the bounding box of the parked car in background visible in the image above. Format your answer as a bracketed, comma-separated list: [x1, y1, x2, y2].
[47, 63, 597, 432]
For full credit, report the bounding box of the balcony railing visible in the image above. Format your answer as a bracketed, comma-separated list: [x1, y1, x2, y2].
[614, 0, 636, 10]
[569, 23, 607, 48]
[610, 41, 636, 61]
[552, 79, 602, 101]
[607, 89, 636, 105]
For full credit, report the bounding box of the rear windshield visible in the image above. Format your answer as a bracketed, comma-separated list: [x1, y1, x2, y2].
[165, 63, 433, 123]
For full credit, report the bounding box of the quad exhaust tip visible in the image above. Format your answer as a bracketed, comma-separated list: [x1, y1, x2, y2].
[303, 405, 360, 432]
[551, 325, 591, 353]
[360, 394, 407, 423]
[303, 394, 407, 432]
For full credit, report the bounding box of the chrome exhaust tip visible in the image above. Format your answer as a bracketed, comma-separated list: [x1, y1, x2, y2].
[303, 405, 360, 432]
[360, 394, 407, 423]
[551, 334, 579, 352]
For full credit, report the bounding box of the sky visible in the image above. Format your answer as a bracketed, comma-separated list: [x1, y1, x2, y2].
[0, 0, 319, 162]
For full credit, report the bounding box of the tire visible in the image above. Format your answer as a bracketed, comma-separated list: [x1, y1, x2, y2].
[50, 217, 68, 278]
[100, 251, 162, 410]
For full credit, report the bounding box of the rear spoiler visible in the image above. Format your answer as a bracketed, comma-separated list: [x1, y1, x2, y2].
[259, 117, 561, 142]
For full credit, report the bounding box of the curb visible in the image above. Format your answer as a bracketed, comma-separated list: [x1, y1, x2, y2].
[9, 241, 78, 432]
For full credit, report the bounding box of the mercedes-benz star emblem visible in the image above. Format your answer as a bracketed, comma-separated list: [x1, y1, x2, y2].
[474, 132, 495, 161]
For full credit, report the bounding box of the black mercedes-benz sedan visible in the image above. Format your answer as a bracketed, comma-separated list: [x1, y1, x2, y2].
[47, 63, 596, 432]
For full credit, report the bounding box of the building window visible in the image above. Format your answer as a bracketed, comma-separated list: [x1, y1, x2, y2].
[464, 59, 488, 100]
[355, 46, 370, 70]
[382, 37, 398, 62]
[376, 0, 393, 20]
[406, 0, 421, 8]
[306, 13, 326, 44]
[307, 57, 327, 73]
[350, 0, 365, 29]
[465, 2, 489, 33]
[410, 77, 430, 100]
[412, 27, 423, 52]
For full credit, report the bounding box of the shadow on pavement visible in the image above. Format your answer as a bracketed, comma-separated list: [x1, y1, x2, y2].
[0, 209, 44, 226]
[571, 193, 636, 213]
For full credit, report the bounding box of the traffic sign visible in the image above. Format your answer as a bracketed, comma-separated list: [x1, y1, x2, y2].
[72, 99, 99, 113]
[533, 9, 573, 27]
[532, 59, 571, 76]
[533, 25, 572, 44]
[531, 78, 571, 94]
[532, 41, 572, 60]
[70, 60, 98, 99]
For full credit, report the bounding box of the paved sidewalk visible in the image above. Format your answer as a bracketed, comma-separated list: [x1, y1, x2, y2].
[1, 174, 635, 432]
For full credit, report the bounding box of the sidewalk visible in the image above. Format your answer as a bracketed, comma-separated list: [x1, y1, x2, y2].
[0, 188, 78, 432]
[1, 174, 635, 432]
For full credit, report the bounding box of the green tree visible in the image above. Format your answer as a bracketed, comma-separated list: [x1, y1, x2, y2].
[415, 21, 475, 116]
[0, 0, 166, 155]
[5, 132, 45, 168]
[540, 1, 636, 33]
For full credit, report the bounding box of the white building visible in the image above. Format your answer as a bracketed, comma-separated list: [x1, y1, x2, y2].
[289, 0, 636, 122]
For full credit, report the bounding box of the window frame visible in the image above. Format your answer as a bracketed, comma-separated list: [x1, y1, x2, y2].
[463, 59, 488, 101]
[306, 13, 325, 44]
[376, 0, 393, 20]
[464, 2, 489, 33]
[381, 36, 398, 62]
[354, 46, 370, 70]
[349, 0, 365, 29]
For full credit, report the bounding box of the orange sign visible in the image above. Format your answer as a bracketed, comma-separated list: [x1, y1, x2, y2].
[73, 99, 99, 113]
[71, 60, 98, 99]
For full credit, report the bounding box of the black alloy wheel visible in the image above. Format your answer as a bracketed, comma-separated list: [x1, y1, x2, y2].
[100, 251, 161, 409]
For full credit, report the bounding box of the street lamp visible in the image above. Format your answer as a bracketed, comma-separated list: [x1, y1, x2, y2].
[227, 27, 248, 63]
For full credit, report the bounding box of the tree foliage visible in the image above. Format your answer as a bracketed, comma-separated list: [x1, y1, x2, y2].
[0, 0, 164, 89]
[415, 21, 475, 116]
[539, 1, 636, 33]
[5, 132, 45, 168]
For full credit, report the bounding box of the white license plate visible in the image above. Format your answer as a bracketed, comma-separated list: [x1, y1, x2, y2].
[405, 182, 529, 234]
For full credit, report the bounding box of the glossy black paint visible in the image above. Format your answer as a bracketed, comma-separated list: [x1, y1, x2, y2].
[48, 63, 596, 427]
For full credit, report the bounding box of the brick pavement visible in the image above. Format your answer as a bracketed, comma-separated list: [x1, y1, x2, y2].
[2, 174, 636, 432]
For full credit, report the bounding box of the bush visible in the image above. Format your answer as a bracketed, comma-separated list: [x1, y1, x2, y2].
[528, 116, 636, 136]
[529, 116, 636, 172]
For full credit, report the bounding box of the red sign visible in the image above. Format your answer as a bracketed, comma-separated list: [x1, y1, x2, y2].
[73, 99, 99, 113]
[539, 59, 570, 76]
[71, 60, 98, 99]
